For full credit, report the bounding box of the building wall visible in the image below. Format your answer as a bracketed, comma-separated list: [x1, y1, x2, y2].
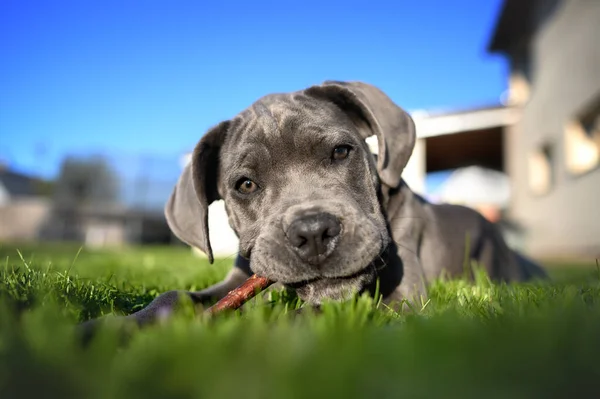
[402, 138, 426, 195]
[83, 218, 126, 248]
[507, 0, 600, 258]
[0, 184, 9, 206]
[207, 200, 241, 257]
[0, 198, 51, 241]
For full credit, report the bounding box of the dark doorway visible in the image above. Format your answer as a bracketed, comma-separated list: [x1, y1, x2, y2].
[425, 127, 504, 173]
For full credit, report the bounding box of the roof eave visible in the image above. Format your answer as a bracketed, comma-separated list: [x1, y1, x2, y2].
[486, 0, 534, 55]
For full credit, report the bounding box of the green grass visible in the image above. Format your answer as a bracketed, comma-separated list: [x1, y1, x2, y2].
[1, 242, 600, 399]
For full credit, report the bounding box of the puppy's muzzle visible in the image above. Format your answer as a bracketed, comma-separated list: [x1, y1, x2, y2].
[285, 212, 341, 266]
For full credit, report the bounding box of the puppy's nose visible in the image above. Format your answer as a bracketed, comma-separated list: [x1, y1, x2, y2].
[286, 213, 341, 265]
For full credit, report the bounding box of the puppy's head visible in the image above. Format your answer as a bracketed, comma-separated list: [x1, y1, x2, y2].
[165, 81, 416, 304]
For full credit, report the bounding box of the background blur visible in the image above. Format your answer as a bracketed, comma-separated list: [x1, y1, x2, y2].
[1, 0, 598, 262]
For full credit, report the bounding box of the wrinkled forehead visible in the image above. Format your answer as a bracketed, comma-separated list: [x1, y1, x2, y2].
[221, 93, 361, 166]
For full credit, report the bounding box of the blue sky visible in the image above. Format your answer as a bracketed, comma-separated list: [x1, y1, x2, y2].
[1, 0, 507, 180]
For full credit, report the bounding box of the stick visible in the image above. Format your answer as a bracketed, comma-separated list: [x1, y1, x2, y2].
[205, 274, 273, 315]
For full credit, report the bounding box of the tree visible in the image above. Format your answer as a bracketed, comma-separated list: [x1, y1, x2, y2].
[38, 155, 121, 241]
[52, 155, 120, 207]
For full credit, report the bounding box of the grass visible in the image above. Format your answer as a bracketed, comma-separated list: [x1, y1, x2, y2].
[1, 242, 600, 399]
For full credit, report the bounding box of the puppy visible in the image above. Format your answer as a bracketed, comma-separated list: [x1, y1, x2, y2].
[80, 81, 546, 335]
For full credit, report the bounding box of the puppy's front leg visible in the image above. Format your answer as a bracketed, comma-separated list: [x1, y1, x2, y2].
[384, 247, 428, 312]
[77, 258, 251, 343]
[124, 265, 251, 325]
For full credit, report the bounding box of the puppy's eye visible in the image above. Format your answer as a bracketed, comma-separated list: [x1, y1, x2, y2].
[236, 178, 259, 194]
[332, 145, 352, 161]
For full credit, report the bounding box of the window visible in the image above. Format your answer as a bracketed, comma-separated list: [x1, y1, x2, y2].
[564, 94, 600, 176]
[528, 143, 554, 196]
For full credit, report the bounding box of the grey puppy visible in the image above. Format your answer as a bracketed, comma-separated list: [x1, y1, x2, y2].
[80, 81, 546, 333]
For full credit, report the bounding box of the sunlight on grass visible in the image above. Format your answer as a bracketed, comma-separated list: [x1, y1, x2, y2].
[1, 242, 599, 399]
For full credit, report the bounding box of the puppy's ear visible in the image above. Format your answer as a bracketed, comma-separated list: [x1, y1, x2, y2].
[164, 121, 229, 263]
[305, 81, 416, 190]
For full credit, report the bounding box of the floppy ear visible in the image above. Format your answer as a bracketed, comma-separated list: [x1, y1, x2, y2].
[304, 81, 416, 190]
[164, 121, 229, 264]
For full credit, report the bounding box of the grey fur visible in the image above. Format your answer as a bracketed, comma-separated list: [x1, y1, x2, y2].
[79, 81, 546, 339]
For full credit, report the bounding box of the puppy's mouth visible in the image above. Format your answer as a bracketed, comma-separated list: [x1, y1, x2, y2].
[285, 265, 374, 290]
[283, 244, 390, 302]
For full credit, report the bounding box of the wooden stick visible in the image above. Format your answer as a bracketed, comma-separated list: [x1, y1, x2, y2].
[205, 274, 273, 315]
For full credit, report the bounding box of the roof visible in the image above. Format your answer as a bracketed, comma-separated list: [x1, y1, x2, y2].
[487, 0, 535, 54]
[412, 104, 520, 139]
[0, 169, 39, 197]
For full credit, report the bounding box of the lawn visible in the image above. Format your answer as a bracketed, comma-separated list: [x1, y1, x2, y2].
[1, 242, 599, 399]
